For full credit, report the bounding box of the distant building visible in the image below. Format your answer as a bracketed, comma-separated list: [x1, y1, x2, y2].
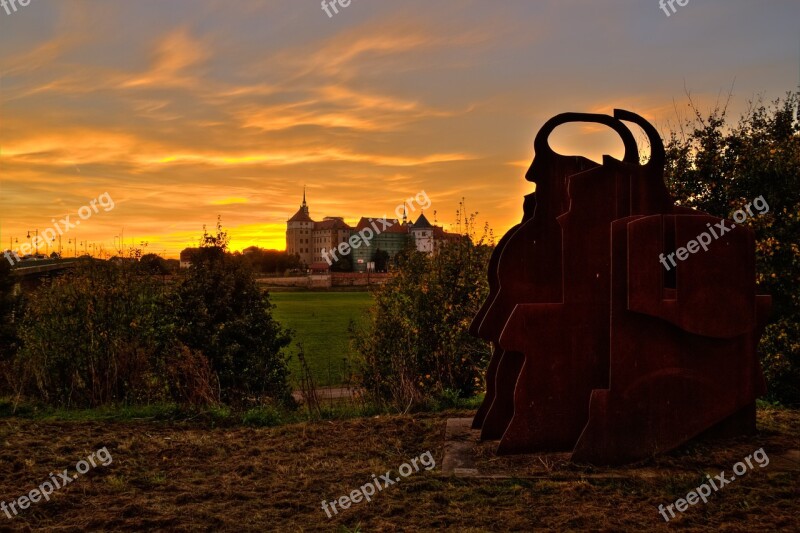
[285, 191, 460, 271]
[349, 217, 408, 272]
[286, 189, 316, 267]
[410, 212, 434, 253]
[313, 217, 352, 265]
[308, 261, 333, 273]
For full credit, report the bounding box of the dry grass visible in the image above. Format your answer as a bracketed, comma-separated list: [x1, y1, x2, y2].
[0, 407, 797, 532]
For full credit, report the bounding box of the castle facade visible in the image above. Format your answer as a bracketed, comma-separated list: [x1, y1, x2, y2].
[286, 191, 458, 272]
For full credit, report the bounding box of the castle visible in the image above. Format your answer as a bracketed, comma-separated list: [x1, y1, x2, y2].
[286, 190, 458, 272]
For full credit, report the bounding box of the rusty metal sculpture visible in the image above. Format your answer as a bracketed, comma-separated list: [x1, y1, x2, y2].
[471, 110, 770, 465]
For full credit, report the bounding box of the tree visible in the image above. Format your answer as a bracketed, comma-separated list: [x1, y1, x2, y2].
[175, 218, 293, 405]
[239, 247, 302, 275]
[139, 253, 170, 275]
[330, 255, 351, 272]
[373, 248, 390, 272]
[664, 91, 800, 405]
[352, 207, 493, 409]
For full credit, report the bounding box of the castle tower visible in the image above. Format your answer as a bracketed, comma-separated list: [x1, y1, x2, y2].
[286, 187, 315, 267]
[410, 212, 434, 253]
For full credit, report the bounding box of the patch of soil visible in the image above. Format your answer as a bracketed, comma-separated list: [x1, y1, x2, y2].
[0, 408, 797, 531]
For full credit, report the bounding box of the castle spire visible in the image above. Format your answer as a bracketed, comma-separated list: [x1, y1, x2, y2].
[302, 186, 307, 208]
[403, 204, 407, 224]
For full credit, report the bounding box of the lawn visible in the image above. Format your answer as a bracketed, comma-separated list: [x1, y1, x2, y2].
[269, 291, 374, 387]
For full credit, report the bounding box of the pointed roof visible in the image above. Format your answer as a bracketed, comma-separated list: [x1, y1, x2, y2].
[288, 189, 314, 222]
[355, 217, 408, 234]
[288, 205, 313, 222]
[412, 213, 432, 229]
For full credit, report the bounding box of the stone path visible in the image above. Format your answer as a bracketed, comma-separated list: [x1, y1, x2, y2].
[291, 387, 362, 403]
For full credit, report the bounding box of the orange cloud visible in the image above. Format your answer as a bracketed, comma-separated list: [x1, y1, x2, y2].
[120, 28, 210, 88]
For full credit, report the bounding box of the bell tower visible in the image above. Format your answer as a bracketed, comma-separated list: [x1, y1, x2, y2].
[286, 187, 315, 267]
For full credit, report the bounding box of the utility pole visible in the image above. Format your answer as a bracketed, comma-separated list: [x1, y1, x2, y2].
[51, 235, 62, 257]
[792, 36, 800, 127]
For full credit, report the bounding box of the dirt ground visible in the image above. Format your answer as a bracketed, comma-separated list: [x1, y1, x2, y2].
[0, 407, 797, 532]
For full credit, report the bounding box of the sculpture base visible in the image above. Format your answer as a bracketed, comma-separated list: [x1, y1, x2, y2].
[442, 417, 800, 480]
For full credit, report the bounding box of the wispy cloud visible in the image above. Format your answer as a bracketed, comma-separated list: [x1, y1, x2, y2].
[1, 0, 796, 255]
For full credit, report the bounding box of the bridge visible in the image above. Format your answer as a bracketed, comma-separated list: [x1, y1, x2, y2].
[10, 259, 78, 276]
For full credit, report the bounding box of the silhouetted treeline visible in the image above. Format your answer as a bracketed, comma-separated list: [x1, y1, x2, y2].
[237, 247, 302, 274]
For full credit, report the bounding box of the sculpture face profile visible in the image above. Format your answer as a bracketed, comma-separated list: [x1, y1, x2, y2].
[472, 109, 770, 465]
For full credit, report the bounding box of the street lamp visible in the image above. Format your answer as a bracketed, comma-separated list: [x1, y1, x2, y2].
[26, 229, 39, 256]
[51, 234, 63, 258]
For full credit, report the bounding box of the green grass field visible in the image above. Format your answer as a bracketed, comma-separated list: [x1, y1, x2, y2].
[269, 291, 374, 387]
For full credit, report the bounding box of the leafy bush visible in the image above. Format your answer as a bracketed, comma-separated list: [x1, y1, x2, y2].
[0, 260, 23, 393]
[138, 253, 173, 275]
[9, 220, 293, 409]
[352, 209, 493, 410]
[241, 405, 284, 427]
[13, 261, 180, 407]
[174, 219, 292, 406]
[664, 91, 800, 405]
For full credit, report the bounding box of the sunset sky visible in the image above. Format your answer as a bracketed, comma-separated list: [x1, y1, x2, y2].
[1, 0, 798, 258]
